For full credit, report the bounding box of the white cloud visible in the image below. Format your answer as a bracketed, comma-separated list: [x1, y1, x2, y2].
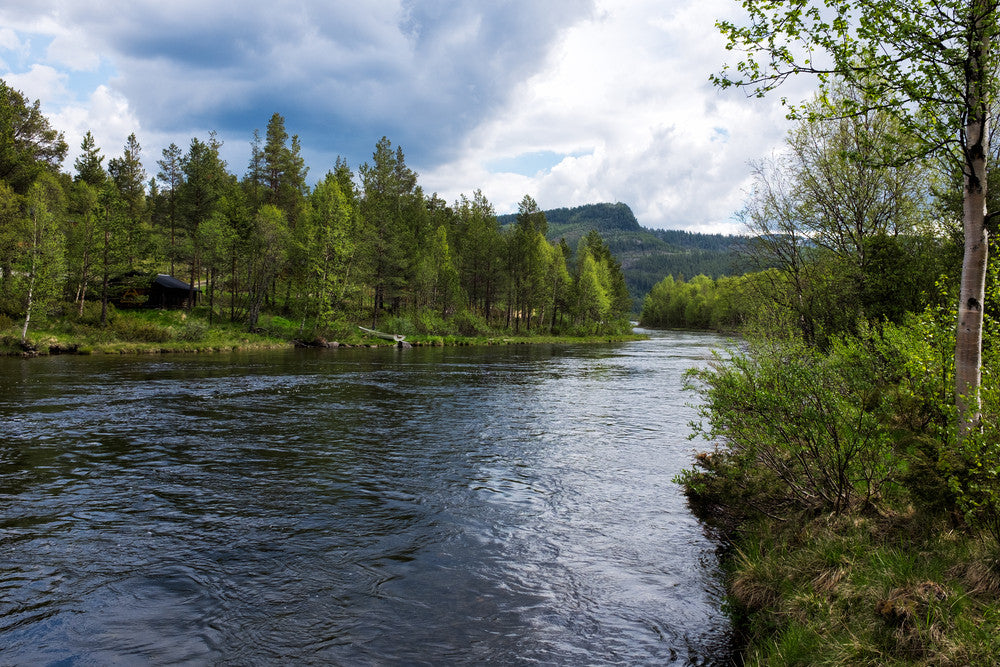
[0, 27, 24, 52]
[50, 85, 142, 168]
[46, 32, 101, 71]
[3, 63, 69, 103]
[420, 0, 815, 232]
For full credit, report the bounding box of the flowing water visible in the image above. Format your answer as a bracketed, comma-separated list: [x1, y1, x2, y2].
[0, 330, 734, 665]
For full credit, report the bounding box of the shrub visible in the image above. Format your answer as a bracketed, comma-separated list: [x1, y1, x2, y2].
[450, 309, 492, 336]
[378, 315, 416, 337]
[76, 300, 116, 326]
[413, 311, 446, 334]
[177, 321, 208, 342]
[112, 318, 174, 343]
[687, 328, 923, 517]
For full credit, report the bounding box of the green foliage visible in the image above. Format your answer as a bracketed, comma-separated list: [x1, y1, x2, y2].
[0, 80, 68, 194]
[0, 82, 647, 342]
[949, 376, 1000, 543]
[641, 274, 747, 330]
[687, 318, 955, 518]
[501, 202, 753, 311]
[75, 300, 115, 326]
[111, 318, 174, 343]
[451, 309, 493, 336]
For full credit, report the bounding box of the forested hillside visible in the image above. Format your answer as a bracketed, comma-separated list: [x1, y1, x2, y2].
[0, 81, 636, 351]
[499, 202, 751, 310]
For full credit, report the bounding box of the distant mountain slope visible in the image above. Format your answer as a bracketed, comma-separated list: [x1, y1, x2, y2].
[498, 202, 751, 310]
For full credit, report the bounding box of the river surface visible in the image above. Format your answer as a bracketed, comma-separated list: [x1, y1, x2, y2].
[0, 330, 733, 665]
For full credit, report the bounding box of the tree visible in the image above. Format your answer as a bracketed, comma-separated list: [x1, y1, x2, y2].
[738, 98, 935, 343]
[179, 134, 230, 307]
[575, 249, 610, 329]
[541, 237, 571, 331]
[96, 181, 127, 326]
[66, 179, 102, 314]
[262, 113, 308, 226]
[74, 131, 106, 187]
[157, 142, 185, 275]
[108, 132, 149, 270]
[245, 205, 290, 327]
[305, 171, 359, 326]
[196, 210, 236, 324]
[359, 137, 420, 325]
[19, 173, 65, 341]
[714, 0, 999, 433]
[425, 224, 462, 318]
[580, 229, 631, 321]
[507, 194, 549, 331]
[454, 190, 503, 321]
[0, 80, 68, 194]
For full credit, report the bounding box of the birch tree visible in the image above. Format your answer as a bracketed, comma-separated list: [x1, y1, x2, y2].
[20, 173, 65, 342]
[714, 0, 999, 434]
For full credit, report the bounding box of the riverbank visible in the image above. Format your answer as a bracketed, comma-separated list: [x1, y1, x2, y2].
[689, 499, 1000, 665]
[1, 307, 645, 357]
[678, 324, 1000, 664]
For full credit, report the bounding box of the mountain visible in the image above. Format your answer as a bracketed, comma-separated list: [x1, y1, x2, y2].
[498, 202, 751, 310]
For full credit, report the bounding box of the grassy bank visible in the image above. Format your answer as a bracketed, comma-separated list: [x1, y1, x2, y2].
[0, 305, 644, 357]
[694, 504, 1000, 665]
[678, 315, 1000, 665]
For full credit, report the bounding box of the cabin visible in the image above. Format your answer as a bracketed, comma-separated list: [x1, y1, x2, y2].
[112, 273, 200, 309]
[148, 274, 200, 309]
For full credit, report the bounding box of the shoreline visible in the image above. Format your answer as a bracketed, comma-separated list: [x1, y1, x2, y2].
[3, 325, 646, 358]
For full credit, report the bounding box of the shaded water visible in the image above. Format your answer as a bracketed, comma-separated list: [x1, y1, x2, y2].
[0, 330, 733, 665]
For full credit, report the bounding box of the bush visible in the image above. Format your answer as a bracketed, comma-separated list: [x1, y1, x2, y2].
[378, 315, 416, 337]
[450, 310, 492, 336]
[686, 323, 948, 517]
[76, 300, 116, 326]
[177, 321, 208, 342]
[112, 318, 174, 343]
[414, 311, 446, 334]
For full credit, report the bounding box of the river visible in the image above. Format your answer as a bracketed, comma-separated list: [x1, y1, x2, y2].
[0, 329, 733, 665]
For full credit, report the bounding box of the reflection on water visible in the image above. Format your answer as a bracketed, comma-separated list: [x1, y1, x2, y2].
[0, 330, 734, 664]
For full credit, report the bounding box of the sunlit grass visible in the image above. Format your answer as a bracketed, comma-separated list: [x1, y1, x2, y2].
[2, 303, 646, 356]
[727, 511, 1000, 665]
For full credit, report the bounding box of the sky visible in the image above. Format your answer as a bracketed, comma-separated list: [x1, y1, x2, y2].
[0, 0, 818, 233]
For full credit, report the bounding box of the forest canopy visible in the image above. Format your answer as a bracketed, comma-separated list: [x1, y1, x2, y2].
[0, 82, 632, 344]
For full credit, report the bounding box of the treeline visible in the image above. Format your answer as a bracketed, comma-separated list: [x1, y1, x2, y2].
[639, 274, 749, 330]
[499, 201, 753, 311]
[0, 80, 632, 343]
[640, 231, 950, 332]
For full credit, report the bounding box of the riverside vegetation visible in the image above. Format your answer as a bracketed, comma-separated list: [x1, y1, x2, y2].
[0, 81, 634, 356]
[668, 0, 1000, 662]
[647, 70, 1000, 667]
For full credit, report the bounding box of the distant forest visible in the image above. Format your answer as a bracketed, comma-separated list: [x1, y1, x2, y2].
[499, 202, 752, 310]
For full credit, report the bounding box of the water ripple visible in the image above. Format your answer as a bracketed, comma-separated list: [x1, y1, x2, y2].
[0, 333, 734, 664]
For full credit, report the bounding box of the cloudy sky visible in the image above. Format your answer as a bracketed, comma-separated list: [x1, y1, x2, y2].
[0, 0, 817, 233]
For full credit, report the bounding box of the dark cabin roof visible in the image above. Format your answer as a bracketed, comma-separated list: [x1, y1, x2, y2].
[153, 274, 199, 291]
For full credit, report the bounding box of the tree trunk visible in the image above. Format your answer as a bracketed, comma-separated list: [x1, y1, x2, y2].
[20, 212, 37, 343]
[209, 266, 216, 325]
[230, 253, 238, 322]
[100, 228, 109, 327]
[956, 9, 990, 437]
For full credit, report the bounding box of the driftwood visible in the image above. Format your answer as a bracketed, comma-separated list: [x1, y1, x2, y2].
[358, 326, 406, 342]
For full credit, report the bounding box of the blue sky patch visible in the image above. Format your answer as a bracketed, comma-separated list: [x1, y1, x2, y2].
[487, 150, 590, 176]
